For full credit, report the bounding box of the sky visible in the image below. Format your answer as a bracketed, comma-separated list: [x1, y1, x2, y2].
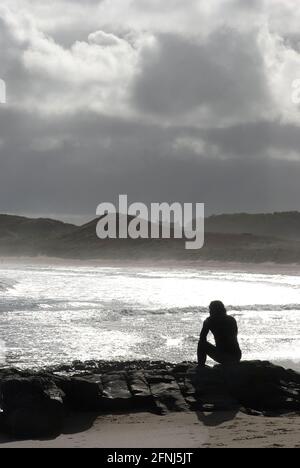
[0, 0, 300, 224]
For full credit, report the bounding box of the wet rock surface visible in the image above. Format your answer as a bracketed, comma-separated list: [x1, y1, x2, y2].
[1, 376, 64, 438]
[0, 360, 299, 438]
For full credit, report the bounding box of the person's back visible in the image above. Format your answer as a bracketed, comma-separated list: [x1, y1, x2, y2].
[198, 301, 242, 366]
[206, 314, 240, 355]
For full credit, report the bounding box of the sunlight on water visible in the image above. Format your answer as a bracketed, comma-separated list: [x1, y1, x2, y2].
[0, 263, 299, 370]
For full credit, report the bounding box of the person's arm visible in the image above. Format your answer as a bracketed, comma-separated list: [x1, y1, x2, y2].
[197, 318, 210, 366]
[199, 318, 210, 343]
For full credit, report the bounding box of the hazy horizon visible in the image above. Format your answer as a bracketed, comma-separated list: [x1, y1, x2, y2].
[1, 208, 300, 227]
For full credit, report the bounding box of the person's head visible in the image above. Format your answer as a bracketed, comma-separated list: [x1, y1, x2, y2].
[209, 300, 227, 319]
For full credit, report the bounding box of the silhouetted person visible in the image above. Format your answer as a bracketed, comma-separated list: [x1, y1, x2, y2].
[198, 301, 242, 366]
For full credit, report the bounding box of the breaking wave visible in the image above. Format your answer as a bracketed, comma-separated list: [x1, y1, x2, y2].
[0, 278, 16, 292]
[119, 303, 300, 317]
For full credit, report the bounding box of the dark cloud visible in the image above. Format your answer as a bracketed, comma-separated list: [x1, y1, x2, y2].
[0, 1, 300, 220]
[204, 121, 300, 157]
[0, 106, 300, 220]
[132, 30, 271, 119]
[206, 122, 273, 157]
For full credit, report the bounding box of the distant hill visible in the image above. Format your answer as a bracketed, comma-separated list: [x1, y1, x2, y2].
[0, 214, 76, 256]
[206, 212, 300, 240]
[0, 214, 76, 239]
[0, 212, 300, 264]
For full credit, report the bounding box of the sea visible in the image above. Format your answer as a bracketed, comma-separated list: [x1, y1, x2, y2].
[0, 262, 299, 371]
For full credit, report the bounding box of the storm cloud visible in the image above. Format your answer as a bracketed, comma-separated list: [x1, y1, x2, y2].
[0, 0, 300, 222]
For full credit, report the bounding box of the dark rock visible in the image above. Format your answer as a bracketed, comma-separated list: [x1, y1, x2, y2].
[1, 376, 64, 438]
[285, 368, 300, 385]
[145, 370, 175, 384]
[146, 371, 189, 413]
[232, 380, 300, 412]
[54, 374, 102, 411]
[182, 366, 239, 411]
[0, 410, 5, 433]
[172, 362, 194, 375]
[127, 371, 156, 410]
[0, 359, 298, 442]
[72, 360, 100, 372]
[210, 361, 300, 413]
[100, 372, 133, 411]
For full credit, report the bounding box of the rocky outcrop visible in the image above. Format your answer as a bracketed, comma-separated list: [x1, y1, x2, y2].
[0, 360, 299, 439]
[145, 370, 189, 413]
[1, 375, 64, 438]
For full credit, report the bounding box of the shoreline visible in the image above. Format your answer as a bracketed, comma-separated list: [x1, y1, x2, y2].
[1, 256, 300, 276]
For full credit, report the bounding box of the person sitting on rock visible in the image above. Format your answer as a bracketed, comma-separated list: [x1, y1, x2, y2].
[198, 300, 242, 367]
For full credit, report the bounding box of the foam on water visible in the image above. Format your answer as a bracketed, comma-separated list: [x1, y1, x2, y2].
[0, 264, 299, 369]
[0, 277, 16, 292]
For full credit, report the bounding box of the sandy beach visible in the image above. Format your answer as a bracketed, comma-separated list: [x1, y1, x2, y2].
[0, 411, 299, 449]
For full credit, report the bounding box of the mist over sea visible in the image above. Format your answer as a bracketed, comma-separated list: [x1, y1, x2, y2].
[0, 262, 299, 371]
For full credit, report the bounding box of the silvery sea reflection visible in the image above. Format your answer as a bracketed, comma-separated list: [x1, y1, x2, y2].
[0, 263, 299, 370]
